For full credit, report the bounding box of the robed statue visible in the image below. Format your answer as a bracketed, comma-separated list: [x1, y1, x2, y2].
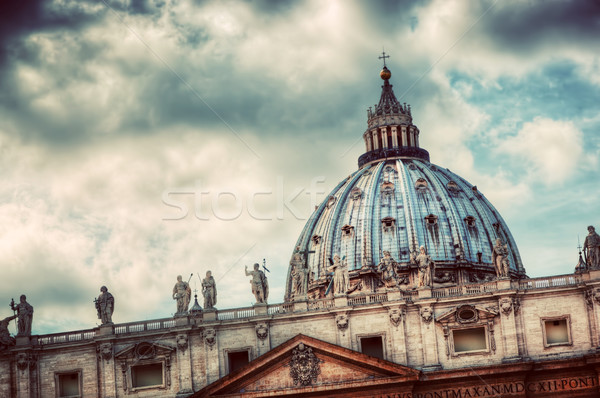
[95, 286, 114, 325]
[10, 295, 33, 336]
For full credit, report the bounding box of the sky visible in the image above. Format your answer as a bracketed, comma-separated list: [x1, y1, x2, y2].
[0, 0, 599, 335]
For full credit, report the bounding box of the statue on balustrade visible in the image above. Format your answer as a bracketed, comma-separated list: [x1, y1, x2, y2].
[378, 251, 398, 287]
[290, 246, 308, 298]
[328, 254, 349, 295]
[202, 270, 217, 310]
[173, 275, 192, 315]
[415, 246, 434, 287]
[95, 286, 114, 325]
[492, 238, 510, 278]
[10, 295, 33, 336]
[0, 315, 16, 350]
[584, 225, 600, 269]
[245, 263, 269, 304]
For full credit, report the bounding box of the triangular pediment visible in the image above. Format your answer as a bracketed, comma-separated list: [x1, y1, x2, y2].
[436, 304, 499, 325]
[193, 334, 420, 397]
[114, 341, 175, 360]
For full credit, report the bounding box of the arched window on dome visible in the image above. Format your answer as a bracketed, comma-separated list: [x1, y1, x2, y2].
[311, 235, 322, 245]
[381, 217, 396, 234]
[464, 216, 476, 228]
[415, 178, 428, 192]
[350, 187, 362, 201]
[341, 225, 354, 238]
[425, 214, 438, 226]
[447, 181, 460, 196]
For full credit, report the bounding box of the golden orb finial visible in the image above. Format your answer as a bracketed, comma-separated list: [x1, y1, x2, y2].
[380, 66, 391, 80]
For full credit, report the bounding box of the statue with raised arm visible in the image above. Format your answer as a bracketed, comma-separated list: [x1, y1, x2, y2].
[202, 270, 217, 309]
[0, 315, 17, 350]
[95, 286, 114, 325]
[584, 226, 600, 269]
[416, 246, 434, 287]
[173, 275, 192, 315]
[492, 238, 510, 278]
[10, 295, 33, 336]
[245, 263, 269, 304]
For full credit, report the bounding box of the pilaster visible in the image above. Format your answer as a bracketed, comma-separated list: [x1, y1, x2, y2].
[176, 332, 193, 396]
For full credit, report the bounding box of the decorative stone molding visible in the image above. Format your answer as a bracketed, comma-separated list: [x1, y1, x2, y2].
[434, 271, 456, 284]
[255, 323, 269, 341]
[204, 328, 216, 348]
[289, 343, 322, 386]
[593, 289, 600, 304]
[335, 313, 349, 331]
[499, 298, 513, 316]
[420, 307, 433, 324]
[455, 305, 478, 323]
[97, 342, 113, 361]
[176, 334, 188, 352]
[513, 297, 521, 315]
[388, 308, 403, 327]
[16, 352, 36, 371]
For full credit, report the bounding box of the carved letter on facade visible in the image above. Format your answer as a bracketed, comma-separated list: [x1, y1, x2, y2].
[289, 343, 322, 386]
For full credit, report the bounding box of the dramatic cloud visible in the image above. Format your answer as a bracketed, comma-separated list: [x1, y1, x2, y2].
[0, 0, 598, 334]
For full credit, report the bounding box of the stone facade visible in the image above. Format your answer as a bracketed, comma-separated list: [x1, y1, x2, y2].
[2, 270, 600, 397]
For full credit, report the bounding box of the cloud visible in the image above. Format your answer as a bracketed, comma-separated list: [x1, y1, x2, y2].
[496, 117, 584, 186]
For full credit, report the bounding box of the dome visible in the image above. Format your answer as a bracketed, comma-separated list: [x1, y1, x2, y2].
[284, 61, 525, 301]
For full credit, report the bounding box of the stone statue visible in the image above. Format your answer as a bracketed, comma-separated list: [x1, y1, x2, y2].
[245, 263, 269, 304]
[95, 286, 114, 325]
[378, 251, 398, 287]
[416, 246, 434, 287]
[0, 315, 17, 350]
[10, 295, 33, 336]
[202, 270, 217, 309]
[584, 226, 600, 269]
[328, 254, 349, 295]
[173, 275, 192, 315]
[290, 247, 307, 298]
[492, 238, 510, 278]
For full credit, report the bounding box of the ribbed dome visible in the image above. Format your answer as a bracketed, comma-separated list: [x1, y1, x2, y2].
[284, 61, 525, 302]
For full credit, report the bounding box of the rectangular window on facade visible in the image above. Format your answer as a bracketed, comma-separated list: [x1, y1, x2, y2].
[228, 350, 250, 373]
[56, 371, 81, 398]
[131, 363, 163, 389]
[360, 336, 384, 359]
[452, 327, 487, 353]
[543, 317, 571, 347]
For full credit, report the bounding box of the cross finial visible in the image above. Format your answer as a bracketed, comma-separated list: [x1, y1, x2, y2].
[379, 50, 390, 67]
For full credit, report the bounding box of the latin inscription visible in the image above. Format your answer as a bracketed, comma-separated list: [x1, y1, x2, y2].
[370, 376, 597, 398]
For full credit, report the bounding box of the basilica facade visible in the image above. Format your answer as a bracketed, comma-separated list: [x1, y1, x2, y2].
[1, 65, 600, 398]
